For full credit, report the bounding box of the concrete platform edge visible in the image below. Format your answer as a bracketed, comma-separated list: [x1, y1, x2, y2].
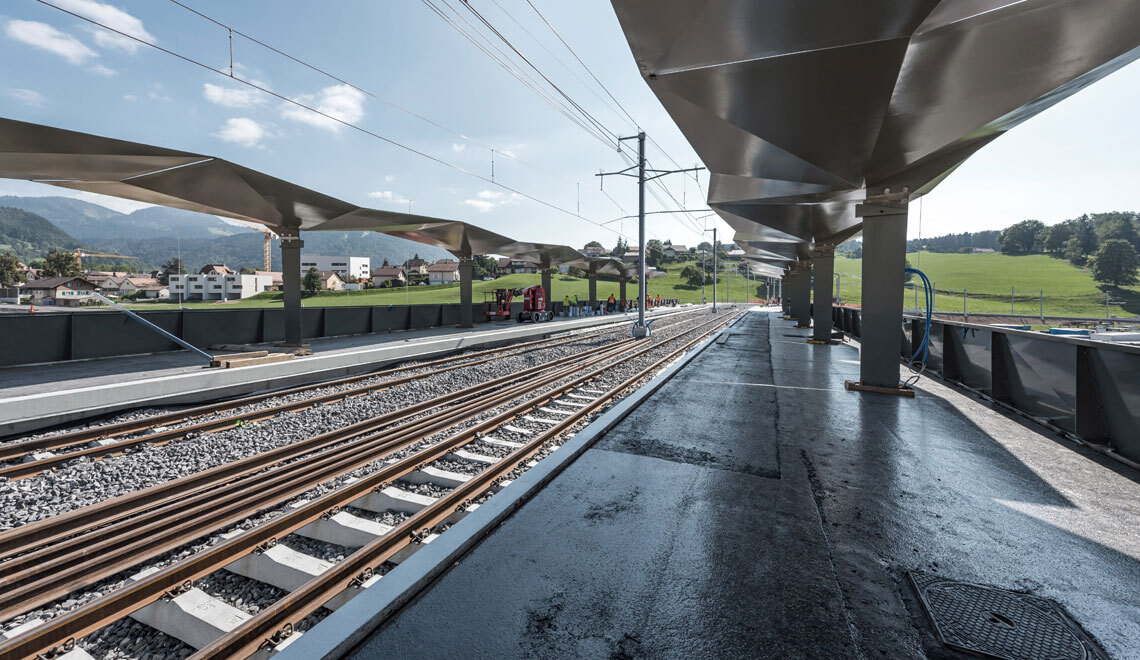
[0, 309, 684, 437]
[276, 313, 736, 660]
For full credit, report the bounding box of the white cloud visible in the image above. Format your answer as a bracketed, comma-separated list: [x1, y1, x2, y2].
[7, 88, 47, 108]
[214, 117, 267, 148]
[203, 82, 263, 108]
[501, 149, 516, 158]
[89, 64, 117, 76]
[461, 190, 522, 213]
[148, 90, 171, 101]
[451, 143, 466, 152]
[368, 190, 411, 205]
[280, 84, 364, 131]
[385, 175, 396, 182]
[51, 0, 156, 53]
[122, 94, 137, 101]
[5, 19, 97, 64]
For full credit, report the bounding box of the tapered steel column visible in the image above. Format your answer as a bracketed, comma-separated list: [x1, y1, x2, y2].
[790, 266, 811, 327]
[459, 255, 474, 327]
[619, 275, 627, 305]
[858, 195, 909, 387]
[588, 272, 597, 307]
[280, 233, 304, 345]
[541, 269, 552, 310]
[812, 246, 835, 341]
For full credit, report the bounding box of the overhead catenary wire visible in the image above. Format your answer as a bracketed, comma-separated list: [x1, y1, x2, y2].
[34, 0, 627, 238]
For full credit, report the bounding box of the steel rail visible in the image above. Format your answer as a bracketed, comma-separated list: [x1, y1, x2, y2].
[0, 318, 654, 474]
[0, 331, 653, 616]
[193, 312, 736, 659]
[0, 313, 695, 559]
[0, 313, 730, 660]
[0, 315, 702, 561]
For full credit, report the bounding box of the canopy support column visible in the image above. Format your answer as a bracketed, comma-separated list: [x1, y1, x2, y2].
[459, 255, 474, 328]
[790, 266, 811, 328]
[541, 268, 552, 311]
[619, 275, 627, 307]
[588, 272, 597, 307]
[280, 232, 304, 346]
[856, 194, 909, 389]
[812, 246, 836, 342]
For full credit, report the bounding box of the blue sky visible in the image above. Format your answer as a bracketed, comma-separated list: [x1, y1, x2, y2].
[2, 0, 1140, 248]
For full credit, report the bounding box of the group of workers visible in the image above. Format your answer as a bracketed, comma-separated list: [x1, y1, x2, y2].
[561, 292, 666, 317]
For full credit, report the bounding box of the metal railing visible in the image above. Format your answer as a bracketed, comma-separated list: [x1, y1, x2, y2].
[833, 306, 1140, 467]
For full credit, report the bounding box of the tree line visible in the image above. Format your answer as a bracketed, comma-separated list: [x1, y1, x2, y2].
[995, 212, 1139, 286]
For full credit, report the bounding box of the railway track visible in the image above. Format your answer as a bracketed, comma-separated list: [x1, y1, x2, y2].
[0, 309, 734, 660]
[0, 310, 688, 480]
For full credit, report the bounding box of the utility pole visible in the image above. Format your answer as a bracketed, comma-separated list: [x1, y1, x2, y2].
[702, 227, 718, 312]
[701, 250, 706, 303]
[597, 131, 704, 336]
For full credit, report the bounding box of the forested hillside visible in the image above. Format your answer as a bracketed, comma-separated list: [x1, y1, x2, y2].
[0, 206, 83, 261]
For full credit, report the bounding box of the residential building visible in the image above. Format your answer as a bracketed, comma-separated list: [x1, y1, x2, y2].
[371, 266, 407, 286]
[621, 250, 640, 264]
[255, 271, 283, 289]
[199, 264, 236, 276]
[664, 244, 688, 257]
[581, 244, 607, 258]
[318, 271, 344, 291]
[299, 255, 370, 281]
[402, 258, 429, 276]
[169, 272, 273, 300]
[427, 260, 460, 284]
[496, 257, 540, 274]
[126, 277, 168, 299]
[17, 262, 41, 282]
[727, 248, 746, 258]
[22, 276, 98, 306]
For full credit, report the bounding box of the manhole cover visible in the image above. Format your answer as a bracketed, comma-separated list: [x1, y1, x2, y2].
[908, 571, 1108, 660]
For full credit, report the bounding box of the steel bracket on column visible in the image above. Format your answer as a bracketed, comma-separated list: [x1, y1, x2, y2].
[855, 202, 908, 217]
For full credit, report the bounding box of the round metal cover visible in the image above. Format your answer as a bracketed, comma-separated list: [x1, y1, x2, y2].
[909, 571, 1106, 660]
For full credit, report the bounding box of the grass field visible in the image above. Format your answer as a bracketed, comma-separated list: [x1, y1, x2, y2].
[126, 261, 763, 311]
[834, 251, 1140, 318]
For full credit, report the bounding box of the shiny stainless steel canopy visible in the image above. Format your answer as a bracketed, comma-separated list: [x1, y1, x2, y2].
[0, 117, 597, 267]
[611, 0, 1140, 270]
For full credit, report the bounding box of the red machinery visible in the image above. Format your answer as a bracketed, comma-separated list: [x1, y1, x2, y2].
[483, 285, 553, 323]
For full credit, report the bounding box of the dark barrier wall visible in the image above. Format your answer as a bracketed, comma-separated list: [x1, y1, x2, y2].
[0, 302, 541, 368]
[832, 306, 1140, 465]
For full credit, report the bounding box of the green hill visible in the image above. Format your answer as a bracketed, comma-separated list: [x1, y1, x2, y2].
[834, 251, 1140, 318]
[0, 206, 84, 262]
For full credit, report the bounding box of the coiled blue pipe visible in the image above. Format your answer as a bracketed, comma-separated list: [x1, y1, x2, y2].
[905, 267, 932, 365]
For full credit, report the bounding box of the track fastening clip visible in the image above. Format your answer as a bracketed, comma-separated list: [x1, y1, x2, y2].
[322, 506, 342, 520]
[350, 567, 374, 589]
[255, 537, 277, 554]
[162, 579, 193, 601]
[258, 622, 294, 650]
[35, 637, 75, 659]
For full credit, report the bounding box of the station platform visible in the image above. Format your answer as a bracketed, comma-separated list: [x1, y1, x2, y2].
[287, 308, 1140, 659]
[0, 307, 683, 437]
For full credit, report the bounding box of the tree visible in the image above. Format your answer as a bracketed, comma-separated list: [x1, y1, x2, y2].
[646, 239, 664, 267]
[381, 257, 390, 268]
[680, 264, 705, 286]
[1097, 217, 1140, 252]
[697, 241, 712, 253]
[584, 240, 603, 249]
[473, 255, 498, 279]
[41, 248, 79, 277]
[997, 220, 1045, 254]
[610, 238, 627, 257]
[159, 257, 186, 285]
[1073, 215, 1098, 254]
[0, 252, 19, 287]
[302, 267, 322, 295]
[1090, 239, 1139, 286]
[239, 266, 256, 275]
[1064, 236, 1088, 266]
[1043, 224, 1073, 254]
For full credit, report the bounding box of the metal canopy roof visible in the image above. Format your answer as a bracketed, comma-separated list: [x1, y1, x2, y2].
[0, 117, 593, 267]
[611, 0, 1140, 272]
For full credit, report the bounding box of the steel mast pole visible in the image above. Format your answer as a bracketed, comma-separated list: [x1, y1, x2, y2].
[635, 131, 648, 337]
[712, 227, 718, 312]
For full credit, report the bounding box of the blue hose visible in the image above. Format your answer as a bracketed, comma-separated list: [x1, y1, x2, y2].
[905, 267, 933, 365]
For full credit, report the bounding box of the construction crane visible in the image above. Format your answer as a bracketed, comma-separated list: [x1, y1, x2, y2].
[238, 223, 277, 271]
[74, 249, 137, 270]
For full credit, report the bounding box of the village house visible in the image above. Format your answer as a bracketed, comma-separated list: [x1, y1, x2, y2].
[22, 276, 98, 306]
[318, 271, 344, 291]
[402, 258, 429, 276]
[663, 244, 688, 257]
[496, 257, 540, 274]
[581, 244, 607, 258]
[426, 260, 460, 284]
[371, 266, 407, 287]
[126, 277, 168, 299]
[621, 249, 640, 264]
